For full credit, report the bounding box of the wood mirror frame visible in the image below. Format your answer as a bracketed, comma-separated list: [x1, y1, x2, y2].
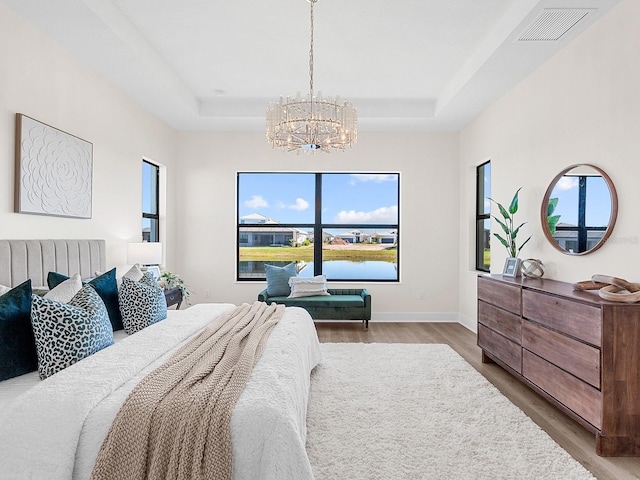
[540, 163, 618, 255]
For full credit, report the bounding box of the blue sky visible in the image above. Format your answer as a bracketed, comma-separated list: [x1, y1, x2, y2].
[238, 173, 399, 225]
[550, 175, 611, 226]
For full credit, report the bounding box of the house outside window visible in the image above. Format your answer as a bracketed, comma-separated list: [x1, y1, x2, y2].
[237, 172, 400, 282]
[476, 161, 491, 271]
[142, 160, 160, 242]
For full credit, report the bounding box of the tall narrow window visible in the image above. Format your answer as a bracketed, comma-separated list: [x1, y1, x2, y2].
[142, 160, 159, 242]
[237, 172, 399, 282]
[476, 161, 491, 271]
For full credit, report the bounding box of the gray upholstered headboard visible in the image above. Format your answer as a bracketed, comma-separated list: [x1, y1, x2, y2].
[0, 240, 106, 288]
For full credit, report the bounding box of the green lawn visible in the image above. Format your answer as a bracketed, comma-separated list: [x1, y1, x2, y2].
[240, 246, 397, 261]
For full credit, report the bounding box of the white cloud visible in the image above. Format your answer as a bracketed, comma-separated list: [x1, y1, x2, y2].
[335, 205, 398, 223]
[275, 198, 309, 211]
[288, 198, 309, 211]
[556, 177, 579, 191]
[350, 174, 397, 183]
[244, 195, 268, 208]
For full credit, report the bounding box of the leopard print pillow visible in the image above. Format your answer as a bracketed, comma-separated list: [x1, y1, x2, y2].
[118, 273, 168, 334]
[31, 285, 114, 379]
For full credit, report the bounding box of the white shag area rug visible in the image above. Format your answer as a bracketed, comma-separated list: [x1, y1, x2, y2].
[306, 343, 595, 480]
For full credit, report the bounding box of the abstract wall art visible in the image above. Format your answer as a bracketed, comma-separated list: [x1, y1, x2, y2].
[15, 114, 93, 219]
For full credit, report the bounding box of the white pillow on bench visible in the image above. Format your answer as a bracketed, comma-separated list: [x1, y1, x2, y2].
[288, 275, 331, 298]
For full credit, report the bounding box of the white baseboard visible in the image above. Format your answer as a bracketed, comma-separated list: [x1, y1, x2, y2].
[371, 312, 460, 322]
[314, 312, 478, 333]
[457, 313, 477, 333]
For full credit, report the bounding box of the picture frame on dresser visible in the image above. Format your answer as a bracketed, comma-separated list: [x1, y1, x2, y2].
[502, 257, 521, 277]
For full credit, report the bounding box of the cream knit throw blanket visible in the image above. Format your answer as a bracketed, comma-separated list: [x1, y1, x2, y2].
[91, 301, 285, 480]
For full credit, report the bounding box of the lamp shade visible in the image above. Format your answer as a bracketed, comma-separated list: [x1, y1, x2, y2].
[127, 242, 162, 265]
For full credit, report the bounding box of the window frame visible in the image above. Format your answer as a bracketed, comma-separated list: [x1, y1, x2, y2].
[142, 159, 160, 243]
[475, 161, 491, 272]
[236, 172, 400, 282]
[551, 174, 608, 253]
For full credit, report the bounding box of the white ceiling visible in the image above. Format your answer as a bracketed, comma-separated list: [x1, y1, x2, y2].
[1, 0, 621, 132]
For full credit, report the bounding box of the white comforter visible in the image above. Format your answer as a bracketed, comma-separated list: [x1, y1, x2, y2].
[0, 303, 322, 480]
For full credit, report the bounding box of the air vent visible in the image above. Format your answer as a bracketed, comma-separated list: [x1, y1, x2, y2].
[518, 8, 595, 42]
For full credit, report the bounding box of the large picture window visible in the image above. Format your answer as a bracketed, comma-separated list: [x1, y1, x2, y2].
[476, 161, 491, 272]
[142, 160, 159, 242]
[237, 172, 399, 282]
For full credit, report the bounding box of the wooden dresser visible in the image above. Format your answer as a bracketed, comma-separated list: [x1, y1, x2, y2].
[477, 274, 640, 456]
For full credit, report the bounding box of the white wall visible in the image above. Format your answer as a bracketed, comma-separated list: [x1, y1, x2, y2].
[0, 3, 178, 269]
[458, 0, 640, 328]
[175, 131, 461, 318]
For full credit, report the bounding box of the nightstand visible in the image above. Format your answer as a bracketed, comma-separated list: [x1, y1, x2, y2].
[164, 287, 183, 310]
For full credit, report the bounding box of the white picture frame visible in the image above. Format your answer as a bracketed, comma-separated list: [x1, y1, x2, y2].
[15, 114, 93, 218]
[144, 265, 161, 281]
[502, 257, 521, 278]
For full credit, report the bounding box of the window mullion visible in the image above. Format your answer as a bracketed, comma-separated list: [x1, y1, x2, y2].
[314, 173, 323, 276]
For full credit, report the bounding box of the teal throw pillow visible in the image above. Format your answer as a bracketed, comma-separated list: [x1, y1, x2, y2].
[89, 269, 123, 331]
[31, 285, 114, 379]
[265, 263, 297, 296]
[47, 271, 71, 289]
[47, 268, 123, 331]
[0, 280, 37, 381]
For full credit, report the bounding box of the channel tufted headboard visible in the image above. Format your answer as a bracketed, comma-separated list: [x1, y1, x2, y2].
[0, 239, 106, 288]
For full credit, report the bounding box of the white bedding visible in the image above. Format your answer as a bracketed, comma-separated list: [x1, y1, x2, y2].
[0, 303, 322, 480]
[0, 330, 129, 410]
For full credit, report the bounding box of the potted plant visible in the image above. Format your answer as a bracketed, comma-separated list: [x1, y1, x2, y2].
[158, 271, 192, 305]
[490, 187, 532, 275]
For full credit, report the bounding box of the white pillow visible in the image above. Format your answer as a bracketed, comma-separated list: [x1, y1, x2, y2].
[44, 273, 82, 303]
[288, 275, 331, 298]
[96, 264, 144, 289]
[122, 264, 144, 282]
[0, 284, 10, 296]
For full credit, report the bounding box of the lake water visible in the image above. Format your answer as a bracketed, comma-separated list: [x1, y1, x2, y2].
[239, 260, 397, 281]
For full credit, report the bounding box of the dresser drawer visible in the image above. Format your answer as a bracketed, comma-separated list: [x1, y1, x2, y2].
[478, 300, 521, 344]
[478, 277, 521, 315]
[522, 320, 600, 389]
[523, 350, 602, 429]
[478, 324, 521, 373]
[522, 290, 601, 347]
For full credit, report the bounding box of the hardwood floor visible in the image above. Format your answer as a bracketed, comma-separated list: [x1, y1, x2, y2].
[314, 321, 640, 480]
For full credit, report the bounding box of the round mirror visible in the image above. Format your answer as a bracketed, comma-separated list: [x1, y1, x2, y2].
[541, 164, 618, 255]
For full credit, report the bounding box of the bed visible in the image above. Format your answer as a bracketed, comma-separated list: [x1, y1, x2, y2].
[0, 240, 322, 480]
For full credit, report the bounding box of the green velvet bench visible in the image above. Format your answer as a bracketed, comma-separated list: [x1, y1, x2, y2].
[258, 288, 371, 329]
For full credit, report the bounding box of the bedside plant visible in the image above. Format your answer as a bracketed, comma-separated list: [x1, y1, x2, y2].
[490, 187, 532, 258]
[158, 271, 192, 305]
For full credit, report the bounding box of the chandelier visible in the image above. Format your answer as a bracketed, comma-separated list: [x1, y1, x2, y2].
[266, 0, 357, 153]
